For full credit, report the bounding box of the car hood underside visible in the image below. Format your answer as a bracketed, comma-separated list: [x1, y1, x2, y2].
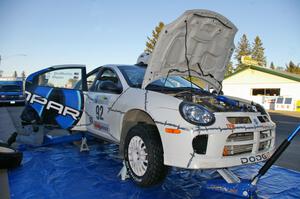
[142, 9, 238, 92]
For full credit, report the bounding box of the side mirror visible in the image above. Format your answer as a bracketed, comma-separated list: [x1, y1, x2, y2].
[99, 80, 122, 94]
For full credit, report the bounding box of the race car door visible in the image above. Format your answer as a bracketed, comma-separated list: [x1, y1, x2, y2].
[85, 67, 122, 142]
[25, 65, 87, 130]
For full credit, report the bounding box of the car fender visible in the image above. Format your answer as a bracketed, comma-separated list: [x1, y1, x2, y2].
[114, 87, 194, 161]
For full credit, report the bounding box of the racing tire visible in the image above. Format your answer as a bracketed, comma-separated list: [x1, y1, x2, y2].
[0, 143, 23, 169]
[124, 124, 168, 187]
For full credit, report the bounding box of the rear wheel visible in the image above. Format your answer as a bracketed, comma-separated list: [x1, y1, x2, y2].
[124, 124, 168, 186]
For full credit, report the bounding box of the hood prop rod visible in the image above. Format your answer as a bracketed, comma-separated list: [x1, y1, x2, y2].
[184, 19, 194, 101]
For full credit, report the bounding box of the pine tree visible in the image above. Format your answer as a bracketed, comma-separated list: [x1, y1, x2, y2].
[0, 70, 3, 77]
[225, 61, 234, 77]
[145, 22, 165, 53]
[270, 62, 275, 69]
[13, 71, 18, 78]
[252, 36, 266, 66]
[286, 61, 300, 74]
[234, 34, 251, 71]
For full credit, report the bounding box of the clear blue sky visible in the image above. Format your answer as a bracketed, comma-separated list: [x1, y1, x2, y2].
[0, 0, 299, 76]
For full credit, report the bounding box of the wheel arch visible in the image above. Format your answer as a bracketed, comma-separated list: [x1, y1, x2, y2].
[119, 109, 162, 157]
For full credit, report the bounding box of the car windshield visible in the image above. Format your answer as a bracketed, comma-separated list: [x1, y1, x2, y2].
[0, 84, 22, 92]
[118, 65, 201, 90]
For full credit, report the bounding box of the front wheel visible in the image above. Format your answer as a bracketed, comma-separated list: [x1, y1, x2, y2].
[124, 124, 168, 186]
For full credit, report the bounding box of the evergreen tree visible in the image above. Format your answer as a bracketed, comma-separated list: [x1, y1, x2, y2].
[234, 34, 251, 71]
[252, 36, 266, 66]
[225, 61, 234, 77]
[286, 61, 300, 74]
[13, 71, 18, 78]
[270, 62, 275, 69]
[0, 70, 3, 77]
[145, 22, 165, 53]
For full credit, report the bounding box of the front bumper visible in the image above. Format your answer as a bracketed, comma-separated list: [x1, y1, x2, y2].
[0, 99, 25, 104]
[160, 112, 276, 169]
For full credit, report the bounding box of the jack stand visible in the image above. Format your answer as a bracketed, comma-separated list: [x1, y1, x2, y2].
[118, 161, 129, 181]
[203, 168, 257, 198]
[217, 168, 241, 183]
[80, 137, 89, 152]
[202, 124, 300, 198]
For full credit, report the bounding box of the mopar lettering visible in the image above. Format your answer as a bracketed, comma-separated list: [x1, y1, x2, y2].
[240, 153, 269, 164]
[25, 91, 80, 120]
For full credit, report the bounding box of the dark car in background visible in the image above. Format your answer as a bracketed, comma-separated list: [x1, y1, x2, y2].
[0, 79, 25, 105]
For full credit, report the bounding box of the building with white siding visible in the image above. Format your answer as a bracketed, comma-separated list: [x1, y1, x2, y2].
[222, 65, 300, 111]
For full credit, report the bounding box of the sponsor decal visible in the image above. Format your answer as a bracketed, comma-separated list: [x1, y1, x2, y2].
[25, 91, 80, 120]
[93, 121, 110, 133]
[240, 152, 270, 164]
[94, 95, 109, 105]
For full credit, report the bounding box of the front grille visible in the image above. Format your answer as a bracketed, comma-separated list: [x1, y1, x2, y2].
[226, 132, 253, 142]
[223, 144, 253, 156]
[224, 132, 254, 156]
[260, 130, 271, 139]
[227, 117, 252, 124]
[259, 130, 272, 151]
[259, 140, 271, 151]
[223, 130, 273, 157]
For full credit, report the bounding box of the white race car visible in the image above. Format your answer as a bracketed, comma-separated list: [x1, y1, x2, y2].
[24, 10, 276, 186]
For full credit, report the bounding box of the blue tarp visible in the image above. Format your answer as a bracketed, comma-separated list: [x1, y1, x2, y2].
[8, 142, 300, 199]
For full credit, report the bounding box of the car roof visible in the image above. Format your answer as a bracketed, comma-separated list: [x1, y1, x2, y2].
[99, 64, 146, 71]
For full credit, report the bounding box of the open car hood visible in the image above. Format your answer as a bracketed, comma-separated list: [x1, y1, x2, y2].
[142, 10, 237, 92]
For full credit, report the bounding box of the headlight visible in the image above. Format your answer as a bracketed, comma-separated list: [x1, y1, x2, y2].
[179, 102, 215, 126]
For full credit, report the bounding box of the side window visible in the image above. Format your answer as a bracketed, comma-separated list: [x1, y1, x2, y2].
[99, 69, 119, 83]
[38, 68, 83, 89]
[93, 68, 122, 93]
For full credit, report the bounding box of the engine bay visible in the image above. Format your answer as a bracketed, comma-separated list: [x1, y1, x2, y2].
[172, 90, 262, 113]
